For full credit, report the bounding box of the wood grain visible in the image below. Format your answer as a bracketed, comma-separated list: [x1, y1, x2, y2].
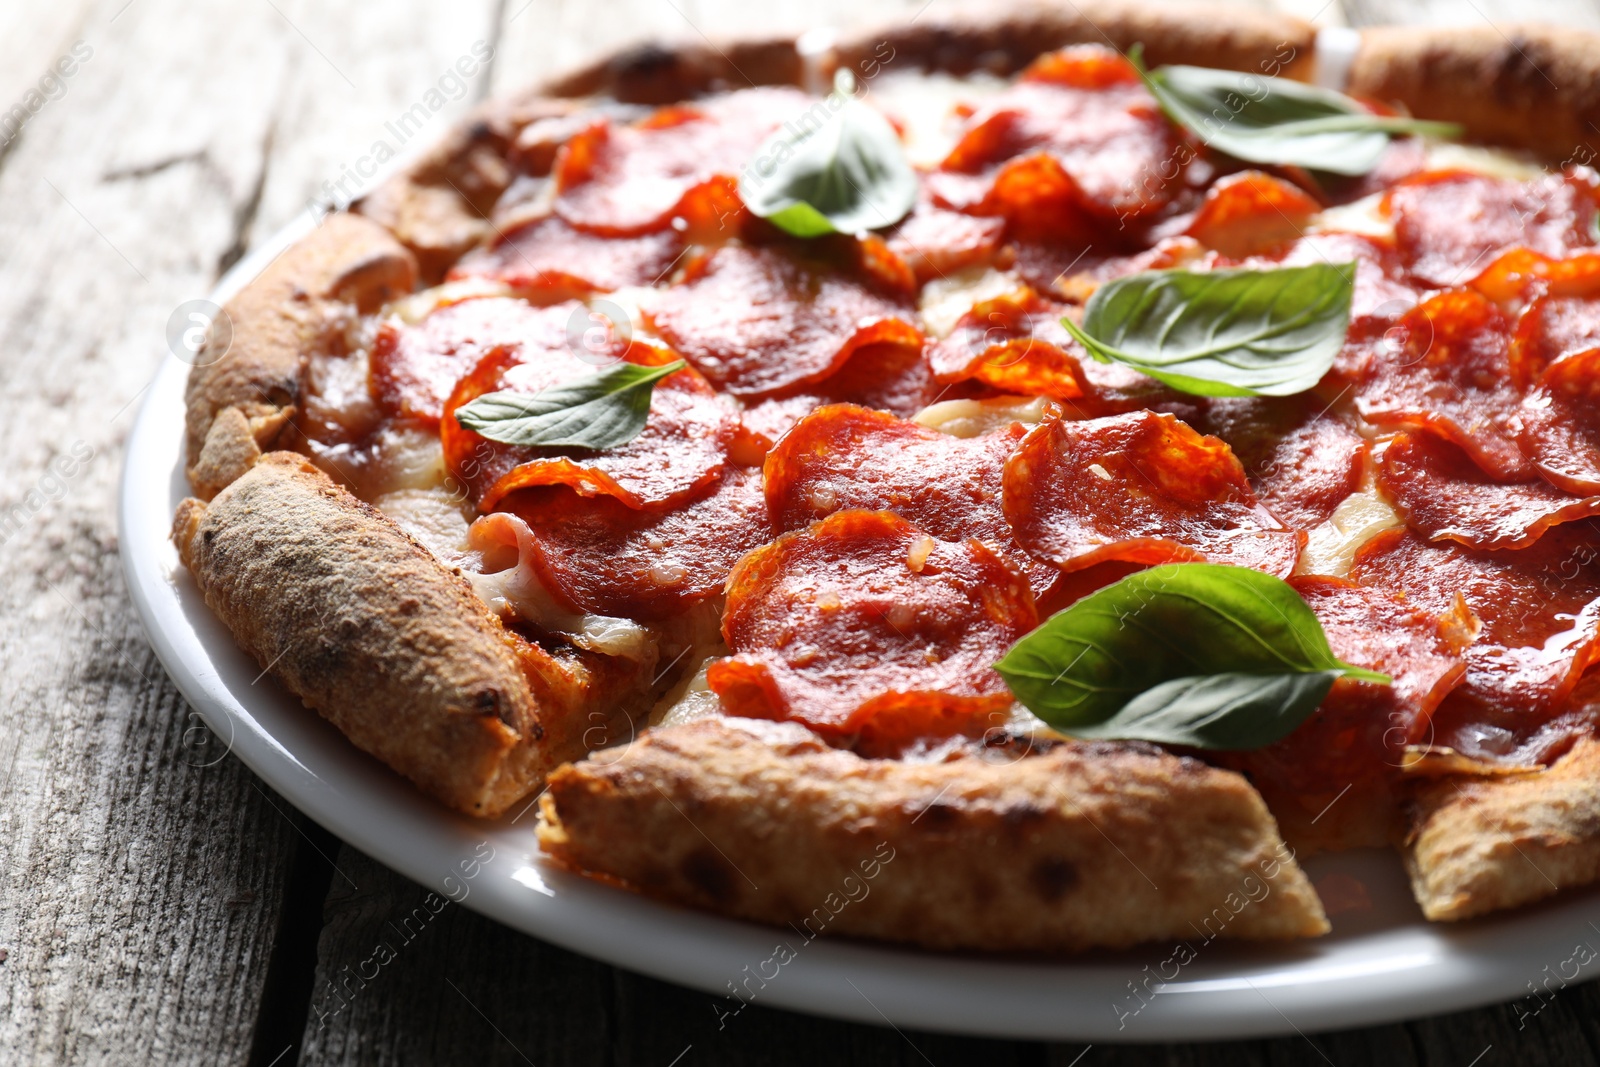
[0, 0, 298, 1059]
[4, 0, 1600, 1063]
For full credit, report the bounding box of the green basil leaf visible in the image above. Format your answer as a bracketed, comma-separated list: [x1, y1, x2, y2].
[1132, 48, 1461, 175]
[1058, 262, 1355, 397]
[738, 69, 918, 237]
[1064, 671, 1341, 748]
[453, 359, 685, 449]
[994, 563, 1389, 749]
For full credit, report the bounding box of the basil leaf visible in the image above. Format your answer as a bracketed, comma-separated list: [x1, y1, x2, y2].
[1064, 671, 1341, 749]
[1132, 48, 1461, 175]
[1059, 262, 1354, 397]
[453, 359, 685, 449]
[739, 69, 917, 237]
[994, 563, 1388, 749]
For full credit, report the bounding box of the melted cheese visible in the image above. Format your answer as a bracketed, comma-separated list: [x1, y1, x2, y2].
[367, 427, 451, 494]
[917, 266, 1020, 339]
[914, 395, 1050, 438]
[463, 513, 656, 661]
[1308, 192, 1393, 240]
[374, 468, 662, 663]
[375, 486, 473, 564]
[1423, 141, 1546, 182]
[303, 347, 381, 442]
[1296, 491, 1403, 579]
[650, 653, 727, 728]
[868, 70, 1006, 168]
[385, 278, 514, 324]
[646, 598, 732, 725]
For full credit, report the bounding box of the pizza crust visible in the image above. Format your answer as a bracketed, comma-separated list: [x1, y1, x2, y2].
[539, 718, 1329, 952]
[1405, 737, 1600, 921]
[1349, 24, 1600, 162]
[184, 213, 416, 500]
[832, 0, 1314, 82]
[172, 452, 651, 817]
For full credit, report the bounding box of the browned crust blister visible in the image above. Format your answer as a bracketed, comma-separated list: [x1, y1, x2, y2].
[174, 2, 1600, 943]
[539, 719, 1328, 952]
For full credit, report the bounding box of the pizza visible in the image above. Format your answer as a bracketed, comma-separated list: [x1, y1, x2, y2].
[170, 0, 1600, 953]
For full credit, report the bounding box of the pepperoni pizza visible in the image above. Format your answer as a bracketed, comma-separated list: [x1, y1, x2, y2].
[171, 3, 1600, 951]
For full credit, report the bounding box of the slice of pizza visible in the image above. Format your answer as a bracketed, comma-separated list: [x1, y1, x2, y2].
[171, 0, 1600, 950]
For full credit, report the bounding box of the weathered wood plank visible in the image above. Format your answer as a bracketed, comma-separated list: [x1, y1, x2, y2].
[297, 846, 615, 1067]
[296, 844, 1046, 1067]
[0, 0, 302, 1060]
[0, 0, 487, 1062]
[248, 0, 501, 243]
[0, 0, 99, 143]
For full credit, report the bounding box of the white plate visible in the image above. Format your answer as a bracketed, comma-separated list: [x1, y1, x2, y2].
[120, 220, 1600, 1044]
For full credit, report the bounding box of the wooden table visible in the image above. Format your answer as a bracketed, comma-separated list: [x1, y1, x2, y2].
[5, 0, 1600, 1062]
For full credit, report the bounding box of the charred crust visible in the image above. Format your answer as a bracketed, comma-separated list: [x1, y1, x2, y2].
[543, 38, 804, 103]
[1029, 857, 1081, 902]
[910, 799, 963, 831]
[680, 847, 740, 906]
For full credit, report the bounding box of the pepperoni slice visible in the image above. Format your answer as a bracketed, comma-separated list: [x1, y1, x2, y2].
[644, 243, 923, 398]
[1376, 431, 1600, 550]
[447, 216, 684, 294]
[1017, 233, 1200, 303]
[551, 87, 809, 235]
[1468, 247, 1600, 305]
[935, 45, 1185, 223]
[708, 509, 1036, 752]
[1196, 395, 1365, 531]
[1184, 171, 1321, 258]
[1424, 676, 1600, 768]
[1350, 525, 1600, 720]
[735, 343, 953, 454]
[1002, 411, 1303, 577]
[1291, 577, 1469, 742]
[1509, 294, 1600, 388]
[371, 297, 576, 429]
[1222, 577, 1467, 845]
[1354, 288, 1533, 481]
[1386, 170, 1600, 289]
[440, 331, 732, 512]
[883, 196, 1006, 284]
[496, 466, 772, 621]
[925, 285, 1203, 418]
[763, 403, 1059, 597]
[925, 288, 1088, 401]
[927, 152, 1111, 246]
[1519, 348, 1600, 495]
